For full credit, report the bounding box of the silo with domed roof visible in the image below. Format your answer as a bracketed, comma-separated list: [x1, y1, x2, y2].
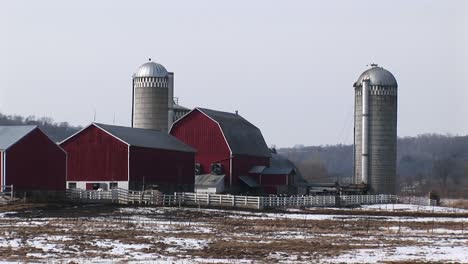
[353, 64, 398, 194]
[132, 59, 174, 132]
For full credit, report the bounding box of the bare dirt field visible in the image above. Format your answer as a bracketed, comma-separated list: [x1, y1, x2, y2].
[0, 203, 467, 263]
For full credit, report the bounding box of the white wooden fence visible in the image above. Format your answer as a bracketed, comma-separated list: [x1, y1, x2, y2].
[66, 188, 179, 206]
[66, 189, 399, 209]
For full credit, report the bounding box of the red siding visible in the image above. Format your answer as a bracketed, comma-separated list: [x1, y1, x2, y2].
[232, 155, 269, 186]
[129, 146, 194, 185]
[6, 128, 66, 191]
[170, 110, 231, 183]
[60, 125, 128, 182]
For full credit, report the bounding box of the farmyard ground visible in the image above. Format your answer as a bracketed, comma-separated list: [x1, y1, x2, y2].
[0, 203, 467, 263]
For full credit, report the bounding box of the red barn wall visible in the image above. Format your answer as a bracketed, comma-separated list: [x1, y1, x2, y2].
[6, 129, 66, 191]
[170, 110, 231, 181]
[129, 146, 194, 185]
[60, 125, 128, 182]
[232, 155, 269, 186]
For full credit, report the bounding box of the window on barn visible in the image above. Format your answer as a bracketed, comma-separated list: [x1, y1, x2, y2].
[68, 182, 77, 189]
[110, 182, 118, 189]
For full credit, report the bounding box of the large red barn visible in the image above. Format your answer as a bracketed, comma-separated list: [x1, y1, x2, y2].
[0, 126, 66, 192]
[60, 123, 196, 193]
[170, 108, 304, 194]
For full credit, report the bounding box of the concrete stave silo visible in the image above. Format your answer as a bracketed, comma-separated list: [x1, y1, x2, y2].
[354, 64, 398, 194]
[132, 59, 174, 132]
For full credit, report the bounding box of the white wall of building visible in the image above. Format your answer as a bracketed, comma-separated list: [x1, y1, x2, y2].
[67, 181, 129, 190]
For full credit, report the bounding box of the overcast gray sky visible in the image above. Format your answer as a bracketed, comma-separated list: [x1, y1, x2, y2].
[1, 0, 466, 147]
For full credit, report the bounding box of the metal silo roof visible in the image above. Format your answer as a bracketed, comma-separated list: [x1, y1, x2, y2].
[354, 65, 397, 87]
[134, 61, 168, 78]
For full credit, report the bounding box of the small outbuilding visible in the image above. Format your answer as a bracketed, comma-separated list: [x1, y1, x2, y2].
[0, 126, 66, 192]
[60, 123, 196, 193]
[194, 174, 225, 193]
[249, 151, 308, 195]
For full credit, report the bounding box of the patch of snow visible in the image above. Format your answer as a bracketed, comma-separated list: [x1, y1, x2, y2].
[327, 245, 468, 263]
[161, 237, 208, 253]
[361, 203, 468, 213]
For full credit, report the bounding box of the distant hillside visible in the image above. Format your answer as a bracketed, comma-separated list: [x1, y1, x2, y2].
[279, 134, 468, 197]
[0, 113, 81, 142]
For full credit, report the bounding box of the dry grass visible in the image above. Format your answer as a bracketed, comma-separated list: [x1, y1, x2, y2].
[0, 204, 466, 263]
[442, 199, 468, 209]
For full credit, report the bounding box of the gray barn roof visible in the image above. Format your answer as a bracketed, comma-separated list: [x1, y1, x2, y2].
[256, 152, 308, 186]
[197, 108, 271, 158]
[0, 126, 37, 151]
[262, 152, 296, 175]
[94, 123, 195, 153]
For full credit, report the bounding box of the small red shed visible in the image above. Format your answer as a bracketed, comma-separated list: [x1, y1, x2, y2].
[0, 126, 66, 192]
[249, 152, 307, 195]
[60, 123, 196, 193]
[170, 108, 272, 193]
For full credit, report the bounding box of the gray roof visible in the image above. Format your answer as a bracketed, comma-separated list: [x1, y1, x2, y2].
[197, 108, 271, 158]
[173, 104, 191, 111]
[354, 65, 397, 87]
[134, 61, 168, 78]
[94, 123, 195, 153]
[195, 174, 225, 187]
[261, 153, 308, 185]
[239, 175, 260, 188]
[249, 166, 266, 174]
[0, 126, 37, 151]
[262, 153, 295, 175]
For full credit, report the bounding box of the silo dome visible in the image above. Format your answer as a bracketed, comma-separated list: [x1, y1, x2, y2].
[354, 65, 397, 87]
[134, 61, 168, 78]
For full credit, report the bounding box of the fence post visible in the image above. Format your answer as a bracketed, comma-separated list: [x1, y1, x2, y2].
[10, 185, 13, 200]
[207, 193, 210, 205]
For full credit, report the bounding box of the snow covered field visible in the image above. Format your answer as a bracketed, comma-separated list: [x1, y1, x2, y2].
[0, 203, 467, 263]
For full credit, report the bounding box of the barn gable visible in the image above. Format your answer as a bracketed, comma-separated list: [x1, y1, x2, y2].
[196, 108, 271, 158]
[0, 126, 66, 191]
[0, 126, 37, 151]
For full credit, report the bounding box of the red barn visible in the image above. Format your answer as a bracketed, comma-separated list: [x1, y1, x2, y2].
[170, 108, 306, 194]
[248, 151, 307, 194]
[0, 126, 66, 192]
[60, 123, 195, 193]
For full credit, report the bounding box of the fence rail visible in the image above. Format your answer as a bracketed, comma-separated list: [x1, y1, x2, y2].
[0, 185, 14, 204]
[66, 189, 404, 209]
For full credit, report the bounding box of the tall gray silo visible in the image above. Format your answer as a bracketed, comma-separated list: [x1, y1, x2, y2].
[353, 64, 398, 194]
[132, 59, 174, 132]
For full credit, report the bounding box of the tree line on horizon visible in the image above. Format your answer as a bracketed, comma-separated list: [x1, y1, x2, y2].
[0, 113, 81, 142]
[280, 134, 468, 198]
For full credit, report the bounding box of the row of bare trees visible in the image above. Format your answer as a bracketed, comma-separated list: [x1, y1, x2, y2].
[280, 134, 468, 198]
[0, 113, 80, 142]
